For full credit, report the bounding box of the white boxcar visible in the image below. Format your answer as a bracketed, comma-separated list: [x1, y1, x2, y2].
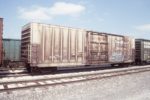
[21, 23, 135, 69]
[21, 23, 87, 67]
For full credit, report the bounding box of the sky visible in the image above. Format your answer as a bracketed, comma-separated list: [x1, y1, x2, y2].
[0, 0, 150, 39]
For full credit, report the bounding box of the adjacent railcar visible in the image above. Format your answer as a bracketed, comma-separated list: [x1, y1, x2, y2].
[86, 31, 135, 66]
[3, 39, 21, 67]
[21, 23, 135, 71]
[3, 39, 21, 61]
[135, 39, 150, 64]
[0, 18, 3, 66]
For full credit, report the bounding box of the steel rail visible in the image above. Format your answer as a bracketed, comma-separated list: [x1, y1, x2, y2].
[0, 66, 150, 93]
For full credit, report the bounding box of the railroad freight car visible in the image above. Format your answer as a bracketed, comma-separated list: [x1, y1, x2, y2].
[3, 39, 21, 67]
[86, 31, 135, 66]
[0, 18, 3, 66]
[21, 23, 135, 72]
[21, 23, 87, 71]
[135, 39, 150, 64]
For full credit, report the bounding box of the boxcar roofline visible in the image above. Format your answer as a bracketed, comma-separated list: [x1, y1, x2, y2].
[87, 30, 130, 37]
[136, 39, 150, 42]
[22, 22, 132, 38]
[3, 38, 21, 41]
[22, 22, 87, 31]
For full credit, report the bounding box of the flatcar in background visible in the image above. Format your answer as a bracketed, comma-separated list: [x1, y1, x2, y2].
[135, 39, 150, 64]
[21, 23, 135, 72]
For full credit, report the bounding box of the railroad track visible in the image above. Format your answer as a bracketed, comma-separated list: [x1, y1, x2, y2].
[0, 73, 30, 78]
[0, 69, 29, 77]
[0, 65, 110, 77]
[0, 66, 150, 93]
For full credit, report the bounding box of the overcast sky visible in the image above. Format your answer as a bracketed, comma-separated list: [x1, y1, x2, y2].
[0, 0, 150, 39]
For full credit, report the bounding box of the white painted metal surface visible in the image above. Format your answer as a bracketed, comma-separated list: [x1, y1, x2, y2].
[21, 23, 86, 67]
[21, 23, 135, 68]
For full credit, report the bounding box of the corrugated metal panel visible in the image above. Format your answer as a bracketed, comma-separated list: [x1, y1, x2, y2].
[21, 24, 31, 62]
[3, 39, 21, 61]
[21, 23, 86, 67]
[86, 32, 108, 64]
[143, 41, 150, 61]
[0, 18, 3, 65]
[108, 35, 135, 63]
[21, 23, 135, 67]
[108, 35, 124, 62]
[87, 31, 135, 64]
[135, 39, 150, 62]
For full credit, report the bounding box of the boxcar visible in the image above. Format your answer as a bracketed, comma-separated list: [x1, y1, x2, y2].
[0, 18, 3, 66]
[135, 39, 150, 64]
[3, 39, 21, 61]
[87, 31, 135, 66]
[21, 23, 135, 71]
[21, 23, 87, 69]
[3, 39, 21, 67]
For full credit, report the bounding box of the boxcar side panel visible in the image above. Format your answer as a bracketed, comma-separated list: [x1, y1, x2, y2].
[87, 31, 135, 64]
[108, 35, 124, 62]
[143, 41, 150, 61]
[3, 39, 21, 61]
[136, 39, 150, 62]
[86, 31, 108, 65]
[141, 41, 144, 61]
[108, 35, 135, 63]
[135, 39, 150, 63]
[29, 23, 86, 67]
[135, 39, 141, 62]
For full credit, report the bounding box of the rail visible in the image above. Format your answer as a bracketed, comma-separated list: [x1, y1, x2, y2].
[0, 65, 150, 93]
